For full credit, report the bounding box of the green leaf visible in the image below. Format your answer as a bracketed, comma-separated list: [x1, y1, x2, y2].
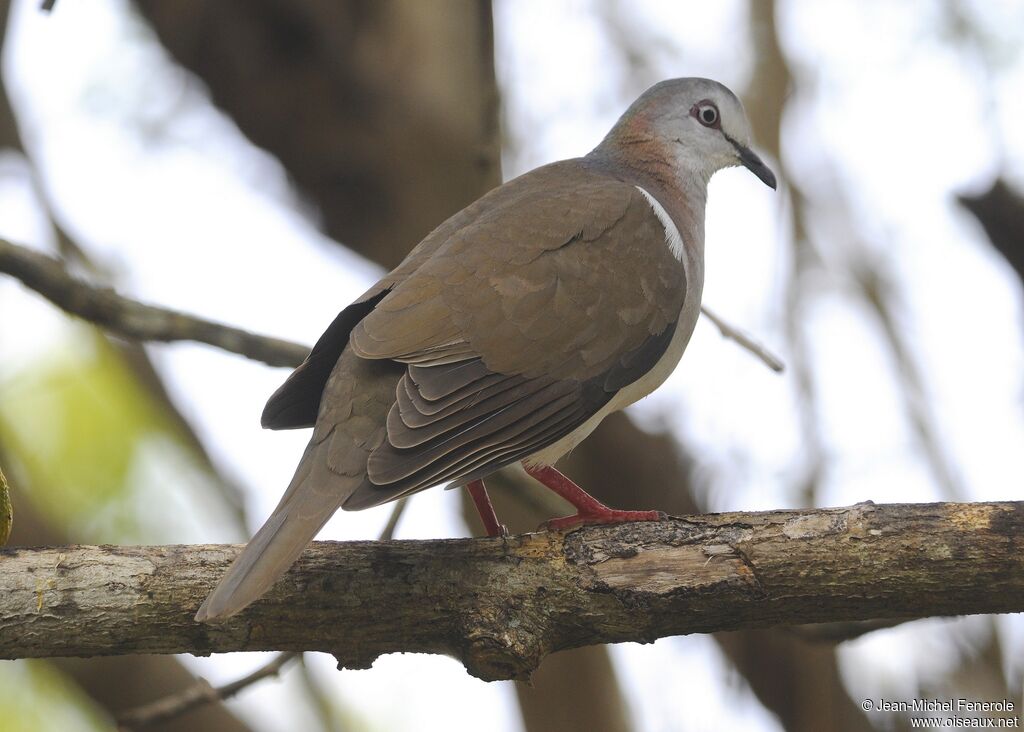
[0, 661, 110, 732]
[0, 326, 237, 543]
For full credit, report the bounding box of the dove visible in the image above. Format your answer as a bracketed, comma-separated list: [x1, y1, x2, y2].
[196, 77, 776, 622]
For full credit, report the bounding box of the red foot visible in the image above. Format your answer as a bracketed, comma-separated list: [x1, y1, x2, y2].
[522, 463, 667, 531]
[466, 479, 507, 537]
[543, 508, 667, 531]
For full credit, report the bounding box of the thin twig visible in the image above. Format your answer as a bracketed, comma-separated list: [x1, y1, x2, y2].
[295, 656, 348, 732]
[379, 498, 408, 541]
[0, 238, 309, 368]
[116, 652, 299, 730]
[700, 304, 785, 373]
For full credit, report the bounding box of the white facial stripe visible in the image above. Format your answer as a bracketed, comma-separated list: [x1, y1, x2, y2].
[635, 185, 684, 261]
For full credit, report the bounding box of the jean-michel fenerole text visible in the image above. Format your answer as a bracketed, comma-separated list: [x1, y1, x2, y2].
[872, 699, 1015, 713]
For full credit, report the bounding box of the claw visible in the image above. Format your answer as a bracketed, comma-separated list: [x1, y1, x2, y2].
[542, 509, 666, 532]
[522, 462, 666, 531]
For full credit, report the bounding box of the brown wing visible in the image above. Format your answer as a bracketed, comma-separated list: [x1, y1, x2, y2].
[260, 159, 600, 430]
[343, 163, 686, 508]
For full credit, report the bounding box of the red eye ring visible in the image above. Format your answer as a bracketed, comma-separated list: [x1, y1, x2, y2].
[691, 101, 721, 129]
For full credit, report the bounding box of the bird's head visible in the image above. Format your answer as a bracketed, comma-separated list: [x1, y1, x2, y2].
[596, 77, 777, 190]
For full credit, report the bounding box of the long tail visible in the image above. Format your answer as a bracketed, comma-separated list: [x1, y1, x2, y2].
[195, 440, 353, 622]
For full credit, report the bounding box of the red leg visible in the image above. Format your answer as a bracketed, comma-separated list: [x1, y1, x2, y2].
[522, 463, 666, 530]
[466, 479, 507, 537]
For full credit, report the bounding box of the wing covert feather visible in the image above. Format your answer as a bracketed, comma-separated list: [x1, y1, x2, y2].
[350, 165, 684, 381]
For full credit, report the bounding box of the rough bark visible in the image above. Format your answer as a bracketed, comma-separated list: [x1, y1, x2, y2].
[2, 501, 1021, 682]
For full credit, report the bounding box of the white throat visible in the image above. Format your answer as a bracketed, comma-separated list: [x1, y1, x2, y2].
[634, 185, 684, 261]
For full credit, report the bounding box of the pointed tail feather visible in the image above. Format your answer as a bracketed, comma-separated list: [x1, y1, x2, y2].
[195, 442, 353, 622]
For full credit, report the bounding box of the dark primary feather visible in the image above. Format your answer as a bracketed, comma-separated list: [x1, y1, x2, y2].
[261, 292, 389, 430]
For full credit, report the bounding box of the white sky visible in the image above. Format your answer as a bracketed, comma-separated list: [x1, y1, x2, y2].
[1, 0, 1023, 730]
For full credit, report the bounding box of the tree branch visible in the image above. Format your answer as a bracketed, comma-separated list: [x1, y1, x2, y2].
[2, 501, 1021, 681]
[0, 238, 308, 368]
[116, 653, 299, 730]
[700, 304, 785, 372]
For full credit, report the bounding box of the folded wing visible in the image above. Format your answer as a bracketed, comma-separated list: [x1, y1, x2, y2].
[342, 163, 686, 508]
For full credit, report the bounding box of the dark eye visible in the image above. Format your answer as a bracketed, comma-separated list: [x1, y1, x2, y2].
[696, 103, 719, 127]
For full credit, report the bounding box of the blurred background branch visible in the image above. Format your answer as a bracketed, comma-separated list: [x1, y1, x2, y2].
[0, 238, 309, 367]
[116, 653, 300, 731]
[700, 304, 785, 372]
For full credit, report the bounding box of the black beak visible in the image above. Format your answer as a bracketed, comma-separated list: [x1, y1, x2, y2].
[727, 136, 777, 190]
